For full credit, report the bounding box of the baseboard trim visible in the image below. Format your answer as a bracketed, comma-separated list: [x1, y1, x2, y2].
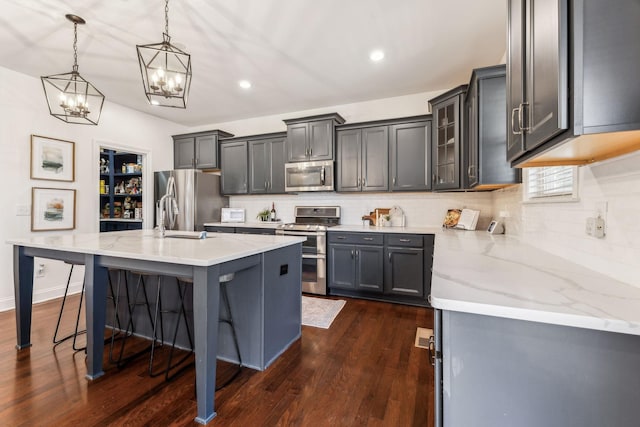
[0, 281, 84, 312]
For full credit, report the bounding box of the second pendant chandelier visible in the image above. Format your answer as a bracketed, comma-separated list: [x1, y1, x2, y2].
[136, 0, 192, 108]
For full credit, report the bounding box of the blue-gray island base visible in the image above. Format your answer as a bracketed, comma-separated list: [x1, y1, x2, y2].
[10, 230, 304, 424]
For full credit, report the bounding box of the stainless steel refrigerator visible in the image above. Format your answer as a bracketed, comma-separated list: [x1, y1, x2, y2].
[154, 169, 228, 231]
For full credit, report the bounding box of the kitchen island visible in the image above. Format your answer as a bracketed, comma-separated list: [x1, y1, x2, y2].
[9, 229, 304, 425]
[430, 230, 640, 427]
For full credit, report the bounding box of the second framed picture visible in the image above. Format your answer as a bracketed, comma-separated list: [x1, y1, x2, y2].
[31, 187, 76, 231]
[30, 134, 75, 182]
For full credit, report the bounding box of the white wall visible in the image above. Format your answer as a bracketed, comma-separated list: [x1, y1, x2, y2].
[187, 90, 444, 136]
[492, 151, 640, 286]
[1, 66, 187, 311]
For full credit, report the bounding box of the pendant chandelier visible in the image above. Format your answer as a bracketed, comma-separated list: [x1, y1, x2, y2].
[41, 15, 105, 125]
[136, 0, 192, 108]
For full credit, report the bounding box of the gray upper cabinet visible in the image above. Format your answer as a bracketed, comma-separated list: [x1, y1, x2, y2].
[464, 65, 521, 190]
[507, 0, 568, 162]
[336, 126, 388, 192]
[172, 130, 233, 170]
[507, 0, 640, 167]
[220, 140, 248, 195]
[284, 113, 345, 162]
[248, 134, 286, 194]
[429, 86, 467, 191]
[389, 119, 431, 191]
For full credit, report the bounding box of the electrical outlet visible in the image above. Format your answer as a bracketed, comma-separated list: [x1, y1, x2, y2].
[593, 216, 606, 238]
[586, 216, 606, 238]
[36, 263, 45, 278]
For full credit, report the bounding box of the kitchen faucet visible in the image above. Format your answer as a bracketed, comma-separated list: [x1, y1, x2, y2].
[158, 175, 179, 237]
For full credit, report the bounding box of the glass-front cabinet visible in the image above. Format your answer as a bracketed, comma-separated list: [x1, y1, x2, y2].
[429, 85, 467, 191]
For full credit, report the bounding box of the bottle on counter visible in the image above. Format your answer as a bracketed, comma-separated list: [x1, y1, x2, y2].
[270, 202, 276, 221]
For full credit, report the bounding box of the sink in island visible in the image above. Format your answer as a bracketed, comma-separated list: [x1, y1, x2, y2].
[9, 229, 305, 424]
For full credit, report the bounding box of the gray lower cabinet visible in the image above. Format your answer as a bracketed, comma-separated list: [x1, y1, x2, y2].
[248, 134, 286, 194]
[172, 130, 233, 170]
[336, 126, 388, 192]
[435, 309, 640, 427]
[385, 247, 424, 297]
[220, 140, 248, 195]
[329, 238, 384, 293]
[389, 120, 432, 191]
[328, 231, 433, 306]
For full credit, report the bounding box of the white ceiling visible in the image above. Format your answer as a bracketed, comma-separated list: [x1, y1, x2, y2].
[0, 0, 507, 127]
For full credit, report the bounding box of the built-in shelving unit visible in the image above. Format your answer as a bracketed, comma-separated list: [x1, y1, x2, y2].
[99, 149, 143, 232]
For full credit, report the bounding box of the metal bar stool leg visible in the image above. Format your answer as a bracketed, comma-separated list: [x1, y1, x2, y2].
[163, 278, 196, 381]
[111, 272, 157, 368]
[53, 263, 87, 350]
[216, 273, 242, 390]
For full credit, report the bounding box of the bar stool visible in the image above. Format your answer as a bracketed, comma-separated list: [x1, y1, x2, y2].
[151, 272, 242, 387]
[216, 272, 243, 390]
[52, 261, 86, 352]
[148, 275, 194, 381]
[53, 263, 123, 352]
[109, 271, 158, 367]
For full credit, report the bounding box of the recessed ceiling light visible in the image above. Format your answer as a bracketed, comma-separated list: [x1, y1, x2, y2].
[369, 50, 385, 62]
[238, 80, 252, 89]
[150, 100, 159, 106]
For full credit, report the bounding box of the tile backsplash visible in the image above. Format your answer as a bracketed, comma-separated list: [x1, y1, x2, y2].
[492, 151, 640, 286]
[229, 191, 494, 229]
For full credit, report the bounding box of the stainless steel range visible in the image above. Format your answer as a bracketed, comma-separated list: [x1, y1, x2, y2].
[276, 206, 340, 295]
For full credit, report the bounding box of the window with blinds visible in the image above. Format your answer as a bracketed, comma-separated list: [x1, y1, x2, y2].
[524, 166, 579, 202]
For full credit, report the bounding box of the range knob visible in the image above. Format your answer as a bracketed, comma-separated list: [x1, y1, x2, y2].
[306, 225, 311, 230]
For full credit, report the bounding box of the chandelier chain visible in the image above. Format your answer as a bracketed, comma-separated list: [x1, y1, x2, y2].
[165, 0, 170, 36]
[73, 22, 78, 71]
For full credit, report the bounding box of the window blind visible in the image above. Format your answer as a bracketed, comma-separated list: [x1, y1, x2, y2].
[525, 166, 576, 199]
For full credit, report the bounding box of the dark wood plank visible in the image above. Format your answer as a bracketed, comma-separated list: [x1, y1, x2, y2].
[0, 295, 434, 426]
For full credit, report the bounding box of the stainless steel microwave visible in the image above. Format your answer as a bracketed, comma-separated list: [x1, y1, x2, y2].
[284, 160, 334, 192]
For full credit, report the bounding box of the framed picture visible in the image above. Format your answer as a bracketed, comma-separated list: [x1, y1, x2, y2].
[31, 187, 76, 231]
[30, 135, 75, 182]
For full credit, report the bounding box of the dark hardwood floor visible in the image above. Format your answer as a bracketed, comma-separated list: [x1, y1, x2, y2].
[0, 295, 434, 426]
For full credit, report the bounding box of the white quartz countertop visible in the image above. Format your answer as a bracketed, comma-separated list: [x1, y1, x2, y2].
[7, 229, 305, 267]
[431, 230, 640, 336]
[204, 222, 282, 229]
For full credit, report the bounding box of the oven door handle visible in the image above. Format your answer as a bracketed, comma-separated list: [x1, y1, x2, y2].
[302, 254, 326, 260]
[278, 231, 321, 237]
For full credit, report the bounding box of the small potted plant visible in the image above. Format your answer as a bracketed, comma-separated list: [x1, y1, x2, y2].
[257, 208, 270, 221]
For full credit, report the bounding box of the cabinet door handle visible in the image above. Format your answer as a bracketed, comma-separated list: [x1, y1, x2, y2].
[337, 236, 346, 240]
[399, 238, 411, 242]
[355, 249, 359, 257]
[511, 107, 522, 135]
[520, 102, 530, 132]
[388, 252, 392, 262]
[393, 176, 396, 186]
[363, 177, 367, 187]
[428, 335, 436, 366]
[309, 147, 313, 156]
[351, 249, 354, 258]
[363, 237, 373, 241]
